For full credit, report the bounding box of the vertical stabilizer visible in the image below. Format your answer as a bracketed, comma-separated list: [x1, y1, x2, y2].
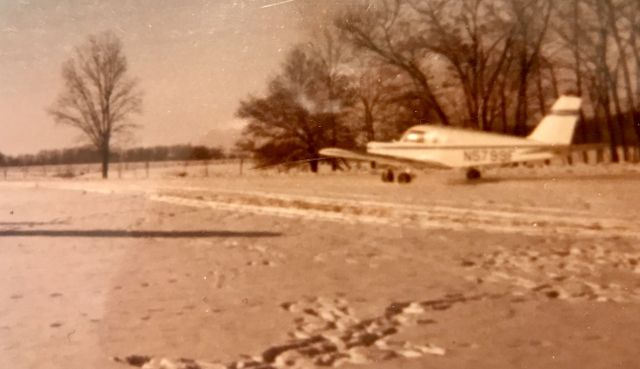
[527, 95, 582, 145]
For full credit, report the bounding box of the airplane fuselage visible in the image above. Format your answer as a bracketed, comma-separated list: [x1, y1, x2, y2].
[366, 125, 559, 168]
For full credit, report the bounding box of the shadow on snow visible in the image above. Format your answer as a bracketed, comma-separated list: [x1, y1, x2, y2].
[0, 229, 281, 238]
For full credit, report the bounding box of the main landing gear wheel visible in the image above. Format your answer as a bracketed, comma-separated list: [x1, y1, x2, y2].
[381, 169, 395, 182]
[397, 172, 412, 184]
[466, 168, 482, 180]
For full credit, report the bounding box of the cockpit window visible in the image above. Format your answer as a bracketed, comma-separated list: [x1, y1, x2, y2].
[424, 131, 440, 144]
[403, 130, 425, 143]
[403, 129, 443, 144]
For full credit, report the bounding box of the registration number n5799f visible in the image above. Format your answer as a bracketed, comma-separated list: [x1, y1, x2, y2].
[463, 149, 513, 162]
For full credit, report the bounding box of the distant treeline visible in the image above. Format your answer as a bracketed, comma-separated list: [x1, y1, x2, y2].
[0, 144, 227, 167]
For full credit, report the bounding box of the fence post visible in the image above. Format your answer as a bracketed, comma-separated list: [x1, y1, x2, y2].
[239, 158, 243, 176]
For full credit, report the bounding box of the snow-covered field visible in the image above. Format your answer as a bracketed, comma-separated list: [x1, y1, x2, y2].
[1, 165, 639, 368]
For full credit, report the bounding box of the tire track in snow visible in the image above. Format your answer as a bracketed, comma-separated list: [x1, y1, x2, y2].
[151, 189, 640, 240]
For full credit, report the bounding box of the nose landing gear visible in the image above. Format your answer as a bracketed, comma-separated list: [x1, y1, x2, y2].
[381, 169, 395, 182]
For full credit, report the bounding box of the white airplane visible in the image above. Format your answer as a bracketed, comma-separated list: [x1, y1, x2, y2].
[320, 95, 584, 182]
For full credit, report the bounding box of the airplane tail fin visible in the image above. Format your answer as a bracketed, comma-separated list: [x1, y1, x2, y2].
[527, 95, 582, 145]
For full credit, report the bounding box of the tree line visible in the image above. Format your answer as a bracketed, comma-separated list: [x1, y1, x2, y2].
[237, 0, 640, 171]
[0, 144, 226, 167]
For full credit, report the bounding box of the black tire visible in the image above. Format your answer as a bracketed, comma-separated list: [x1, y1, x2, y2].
[381, 169, 395, 182]
[466, 168, 481, 180]
[397, 172, 412, 184]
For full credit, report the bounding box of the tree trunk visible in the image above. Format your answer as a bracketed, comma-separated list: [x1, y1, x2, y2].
[515, 58, 529, 136]
[579, 110, 589, 163]
[362, 99, 375, 142]
[604, 0, 639, 155]
[535, 67, 546, 115]
[610, 83, 629, 161]
[601, 99, 619, 163]
[309, 159, 318, 173]
[406, 66, 449, 125]
[500, 84, 508, 134]
[634, 112, 640, 161]
[547, 62, 559, 98]
[101, 142, 110, 179]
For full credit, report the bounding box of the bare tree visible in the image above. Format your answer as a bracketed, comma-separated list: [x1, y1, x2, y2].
[623, 0, 640, 111]
[603, 0, 640, 160]
[592, 5, 621, 162]
[48, 31, 142, 178]
[353, 64, 387, 142]
[410, 0, 515, 130]
[553, 0, 640, 162]
[345, 60, 408, 144]
[306, 29, 357, 170]
[502, 0, 553, 136]
[554, 0, 590, 160]
[336, 0, 451, 125]
[624, 0, 640, 160]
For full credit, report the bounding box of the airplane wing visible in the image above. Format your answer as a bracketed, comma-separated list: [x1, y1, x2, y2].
[319, 148, 451, 170]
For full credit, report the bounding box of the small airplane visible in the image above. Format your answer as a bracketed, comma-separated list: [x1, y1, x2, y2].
[320, 95, 585, 182]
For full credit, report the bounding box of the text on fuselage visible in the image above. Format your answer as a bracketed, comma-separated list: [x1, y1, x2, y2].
[463, 148, 514, 162]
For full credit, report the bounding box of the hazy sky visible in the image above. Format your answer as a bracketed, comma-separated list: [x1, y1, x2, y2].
[0, 0, 339, 155]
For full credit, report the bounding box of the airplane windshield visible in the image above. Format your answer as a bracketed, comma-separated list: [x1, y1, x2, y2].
[403, 130, 425, 143]
[402, 129, 442, 144]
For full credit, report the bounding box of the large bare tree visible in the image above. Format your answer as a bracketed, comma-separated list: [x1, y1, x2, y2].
[49, 31, 142, 178]
[336, 0, 451, 125]
[410, 0, 516, 130]
[348, 61, 409, 143]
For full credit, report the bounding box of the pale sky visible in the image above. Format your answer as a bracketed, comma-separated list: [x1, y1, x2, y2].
[0, 0, 339, 155]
